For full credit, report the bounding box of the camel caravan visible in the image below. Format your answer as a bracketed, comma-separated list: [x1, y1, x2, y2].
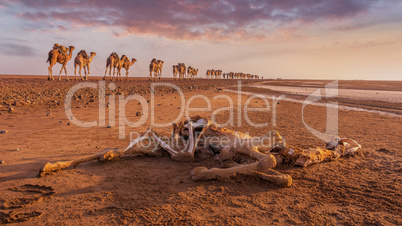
[149, 58, 164, 81]
[47, 43, 260, 81]
[172, 63, 199, 80]
[104, 52, 137, 81]
[206, 70, 260, 80]
[206, 69, 222, 79]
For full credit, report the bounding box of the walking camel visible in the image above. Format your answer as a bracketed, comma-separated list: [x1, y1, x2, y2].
[149, 58, 163, 81]
[178, 63, 186, 80]
[116, 55, 137, 81]
[74, 50, 96, 81]
[187, 66, 198, 79]
[47, 45, 75, 81]
[173, 65, 179, 80]
[157, 60, 164, 80]
[149, 58, 158, 81]
[104, 52, 120, 81]
[206, 70, 211, 79]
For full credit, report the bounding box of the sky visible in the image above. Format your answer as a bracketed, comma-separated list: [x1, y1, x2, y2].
[0, 0, 401, 80]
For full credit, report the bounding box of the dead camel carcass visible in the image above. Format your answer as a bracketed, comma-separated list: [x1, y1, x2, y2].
[39, 116, 361, 187]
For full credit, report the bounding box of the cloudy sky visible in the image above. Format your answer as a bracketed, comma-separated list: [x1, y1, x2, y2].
[0, 0, 401, 80]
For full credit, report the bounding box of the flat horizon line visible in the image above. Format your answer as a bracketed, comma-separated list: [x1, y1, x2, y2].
[0, 74, 401, 82]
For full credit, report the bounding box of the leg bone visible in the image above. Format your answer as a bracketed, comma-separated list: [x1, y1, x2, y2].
[39, 131, 155, 176]
[191, 154, 292, 187]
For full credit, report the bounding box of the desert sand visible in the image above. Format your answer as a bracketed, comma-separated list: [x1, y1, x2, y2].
[0, 75, 401, 225]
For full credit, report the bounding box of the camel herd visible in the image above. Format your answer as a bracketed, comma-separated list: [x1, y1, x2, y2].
[172, 63, 199, 80]
[207, 70, 260, 79]
[149, 58, 164, 81]
[104, 52, 137, 81]
[47, 44, 260, 81]
[225, 72, 260, 80]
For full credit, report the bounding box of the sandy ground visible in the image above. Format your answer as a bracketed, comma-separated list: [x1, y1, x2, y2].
[0, 76, 401, 225]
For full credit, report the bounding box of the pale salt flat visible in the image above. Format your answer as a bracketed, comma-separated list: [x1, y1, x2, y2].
[251, 85, 402, 104]
[224, 86, 402, 118]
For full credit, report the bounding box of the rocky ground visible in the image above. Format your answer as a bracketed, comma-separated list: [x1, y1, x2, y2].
[0, 75, 401, 225]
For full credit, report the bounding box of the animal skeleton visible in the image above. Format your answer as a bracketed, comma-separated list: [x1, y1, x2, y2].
[39, 116, 361, 187]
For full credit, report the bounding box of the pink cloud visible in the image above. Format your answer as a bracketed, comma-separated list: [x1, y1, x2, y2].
[320, 39, 398, 50]
[4, 0, 393, 41]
